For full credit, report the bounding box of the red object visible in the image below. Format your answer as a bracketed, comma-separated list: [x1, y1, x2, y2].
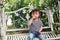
[37, 31, 41, 35]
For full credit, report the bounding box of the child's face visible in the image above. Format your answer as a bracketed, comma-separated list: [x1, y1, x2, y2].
[32, 11, 40, 19]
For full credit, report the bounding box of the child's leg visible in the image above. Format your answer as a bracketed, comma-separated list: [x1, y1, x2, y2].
[28, 33, 35, 40]
[38, 33, 44, 40]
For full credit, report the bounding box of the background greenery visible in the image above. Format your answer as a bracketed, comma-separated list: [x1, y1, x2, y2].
[3, 0, 59, 29]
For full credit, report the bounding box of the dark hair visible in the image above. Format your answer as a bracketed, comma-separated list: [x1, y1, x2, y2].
[29, 9, 41, 17]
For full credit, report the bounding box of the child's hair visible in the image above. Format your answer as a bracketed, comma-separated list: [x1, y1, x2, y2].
[29, 8, 41, 18]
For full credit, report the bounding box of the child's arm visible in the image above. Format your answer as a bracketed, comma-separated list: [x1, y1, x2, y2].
[39, 26, 43, 32]
[28, 18, 33, 26]
[38, 21, 43, 33]
[37, 26, 43, 34]
[28, 16, 35, 26]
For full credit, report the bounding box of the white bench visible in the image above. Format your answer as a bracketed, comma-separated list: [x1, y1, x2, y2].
[6, 32, 60, 40]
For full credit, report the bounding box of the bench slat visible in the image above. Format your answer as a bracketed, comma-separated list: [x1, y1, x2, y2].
[7, 32, 60, 40]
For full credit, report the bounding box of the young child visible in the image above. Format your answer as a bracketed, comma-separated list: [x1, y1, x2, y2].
[28, 9, 44, 40]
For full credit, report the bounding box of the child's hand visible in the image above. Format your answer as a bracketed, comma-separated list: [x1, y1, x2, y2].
[37, 31, 41, 35]
[28, 18, 33, 26]
[32, 16, 35, 19]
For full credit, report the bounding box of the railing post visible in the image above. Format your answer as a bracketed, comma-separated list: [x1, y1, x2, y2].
[45, 7, 54, 31]
[58, 1, 60, 22]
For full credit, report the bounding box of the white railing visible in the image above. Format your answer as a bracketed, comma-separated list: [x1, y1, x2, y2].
[4, 6, 60, 40]
[6, 32, 60, 40]
[7, 34, 39, 40]
[6, 26, 50, 32]
[5, 7, 30, 14]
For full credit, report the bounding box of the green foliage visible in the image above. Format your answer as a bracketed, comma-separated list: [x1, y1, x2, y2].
[4, 0, 30, 11]
[4, 0, 59, 29]
[41, 13, 48, 26]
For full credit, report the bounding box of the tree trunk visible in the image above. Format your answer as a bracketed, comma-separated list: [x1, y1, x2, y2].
[0, 7, 2, 40]
[0, 7, 7, 40]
